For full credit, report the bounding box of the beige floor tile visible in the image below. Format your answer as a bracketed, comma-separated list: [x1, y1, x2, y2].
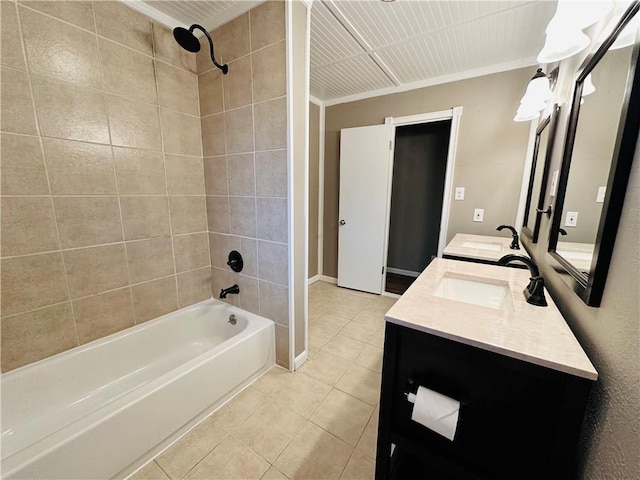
[361, 296, 397, 315]
[252, 365, 292, 396]
[310, 389, 373, 447]
[340, 450, 374, 480]
[313, 313, 350, 336]
[212, 386, 267, 430]
[274, 421, 353, 480]
[184, 436, 269, 479]
[233, 398, 305, 463]
[322, 334, 366, 362]
[355, 407, 379, 460]
[130, 461, 170, 480]
[330, 297, 369, 320]
[340, 321, 381, 344]
[297, 350, 349, 386]
[261, 466, 290, 479]
[308, 324, 336, 356]
[335, 364, 381, 406]
[156, 416, 229, 479]
[271, 372, 332, 418]
[350, 310, 385, 329]
[355, 345, 383, 373]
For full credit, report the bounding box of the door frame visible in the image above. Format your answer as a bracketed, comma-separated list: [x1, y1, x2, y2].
[382, 107, 463, 291]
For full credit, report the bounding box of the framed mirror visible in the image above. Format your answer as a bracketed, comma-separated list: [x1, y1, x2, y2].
[548, 4, 640, 307]
[522, 105, 560, 243]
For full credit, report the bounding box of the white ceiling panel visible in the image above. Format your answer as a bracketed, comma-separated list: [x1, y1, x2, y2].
[311, 1, 366, 68]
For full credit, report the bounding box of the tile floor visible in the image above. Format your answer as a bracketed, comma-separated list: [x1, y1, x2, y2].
[131, 280, 396, 480]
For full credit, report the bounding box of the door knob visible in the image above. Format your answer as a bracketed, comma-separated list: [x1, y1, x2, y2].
[339, 219, 346, 225]
[536, 205, 553, 218]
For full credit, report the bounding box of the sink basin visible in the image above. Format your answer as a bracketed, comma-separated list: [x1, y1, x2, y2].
[461, 241, 502, 252]
[434, 272, 514, 311]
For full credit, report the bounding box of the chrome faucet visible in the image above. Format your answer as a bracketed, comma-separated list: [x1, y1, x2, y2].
[498, 254, 547, 307]
[219, 284, 240, 299]
[496, 225, 520, 250]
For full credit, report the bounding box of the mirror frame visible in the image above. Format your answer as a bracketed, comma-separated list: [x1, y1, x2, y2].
[548, 4, 640, 307]
[522, 105, 560, 243]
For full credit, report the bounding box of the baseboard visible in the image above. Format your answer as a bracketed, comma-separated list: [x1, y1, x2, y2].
[308, 275, 321, 285]
[386, 267, 421, 278]
[319, 275, 338, 284]
[382, 291, 401, 299]
[294, 351, 308, 370]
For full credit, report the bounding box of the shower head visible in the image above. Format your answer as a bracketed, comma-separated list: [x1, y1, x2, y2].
[173, 24, 228, 75]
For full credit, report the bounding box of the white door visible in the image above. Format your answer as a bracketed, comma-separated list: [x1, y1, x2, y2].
[338, 124, 394, 294]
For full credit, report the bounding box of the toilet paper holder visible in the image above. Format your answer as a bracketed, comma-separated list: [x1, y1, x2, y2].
[403, 378, 467, 406]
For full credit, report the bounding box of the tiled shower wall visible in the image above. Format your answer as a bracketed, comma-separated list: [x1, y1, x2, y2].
[197, 2, 290, 367]
[0, 1, 210, 372]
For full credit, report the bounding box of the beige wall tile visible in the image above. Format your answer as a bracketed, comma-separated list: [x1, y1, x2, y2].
[250, 1, 285, 51]
[258, 241, 288, 286]
[20, 7, 100, 87]
[259, 280, 288, 326]
[20, 1, 95, 31]
[199, 68, 224, 116]
[169, 196, 208, 234]
[157, 60, 199, 115]
[254, 97, 287, 151]
[201, 113, 226, 157]
[94, 1, 152, 55]
[54, 196, 123, 248]
[275, 323, 289, 368]
[165, 154, 205, 195]
[64, 244, 129, 298]
[196, 27, 223, 74]
[99, 38, 157, 105]
[174, 233, 210, 273]
[204, 156, 228, 195]
[132, 276, 178, 323]
[227, 153, 255, 196]
[216, 14, 250, 63]
[224, 106, 254, 154]
[209, 233, 230, 269]
[255, 149, 287, 197]
[1, 252, 69, 316]
[73, 287, 134, 344]
[256, 197, 287, 242]
[1, 303, 77, 372]
[1, 197, 60, 257]
[107, 95, 162, 151]
[229, 236, 258, 277]
[252, 41, 286, 103]
[207, 196, 230, 233]
[113, 147, 166, 195]
[160, 109, 202, 156]
[1, 67, 38, 135]
[31, 75, 109, 143]
[42, 138, 116, 195]
[152, 21, 197, 73]
[177, 267, 211, 307]
[237, 275, 259, 315]
[1, 2, 26, 70]
[229, 197, 257, 237]
[120, 196, 171, 240]
[126, 237, 175, 284]
[1, 133, 49, 195]
[223, 55, 252, 110]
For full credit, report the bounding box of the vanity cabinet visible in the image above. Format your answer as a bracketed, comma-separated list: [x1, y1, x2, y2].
[376, 323, 593, 480]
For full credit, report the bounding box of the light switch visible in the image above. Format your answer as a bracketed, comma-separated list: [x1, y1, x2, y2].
[596, 186, 606, 203]
[473, 208, 484, 222]
[455, 187, 465, 200]
[565, 211, 578, 227]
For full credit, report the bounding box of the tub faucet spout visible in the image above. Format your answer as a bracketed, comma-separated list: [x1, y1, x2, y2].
[496, 224, 520, 250]
[220, 284, 240, 299]
[498, 254, 547, 307]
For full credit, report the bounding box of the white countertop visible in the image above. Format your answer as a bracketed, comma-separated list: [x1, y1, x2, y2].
[385, 258, 598, 381]
[443, 233, 528, 262]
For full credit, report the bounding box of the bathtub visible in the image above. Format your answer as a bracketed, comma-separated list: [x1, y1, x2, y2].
[1, 299, 275, 479]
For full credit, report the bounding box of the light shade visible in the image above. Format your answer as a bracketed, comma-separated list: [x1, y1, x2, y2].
[611, 11, 640, 50]
[582, 73, 596, 96]
[514, 104, 542, 122]
[537, 21, 591, 63]
[553, 0, 613, 30]
[521, 68, 552, 104]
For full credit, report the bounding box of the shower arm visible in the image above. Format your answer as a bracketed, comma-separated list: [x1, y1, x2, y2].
[190, 24, 228, 75]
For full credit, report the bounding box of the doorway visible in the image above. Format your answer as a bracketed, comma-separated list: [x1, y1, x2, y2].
[385, 121, 452, 295]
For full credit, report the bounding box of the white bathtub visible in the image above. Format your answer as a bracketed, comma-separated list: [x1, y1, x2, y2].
[1, 299, 275, 479]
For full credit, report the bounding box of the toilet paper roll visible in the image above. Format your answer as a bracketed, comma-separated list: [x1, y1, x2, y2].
[410, 386, 460, 441]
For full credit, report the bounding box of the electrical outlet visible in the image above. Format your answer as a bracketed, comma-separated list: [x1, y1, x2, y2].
[596, 186, 606, 203]
[455, 187, 465, 200]
[565, 211, 578, 227]
[473, 208, 484, 222]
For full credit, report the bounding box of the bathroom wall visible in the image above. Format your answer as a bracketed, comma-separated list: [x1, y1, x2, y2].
[309, 101, 320, 279]
[0, 1, 209, 372]
[197, 2, 291, 367]
[322, 67, 533, 278]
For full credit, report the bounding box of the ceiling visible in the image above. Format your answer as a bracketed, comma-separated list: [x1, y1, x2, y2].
[129, 0, 557, 104]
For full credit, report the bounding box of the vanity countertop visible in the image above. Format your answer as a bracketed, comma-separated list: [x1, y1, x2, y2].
[443, 233, 528, 262]
[385, 258, 598, 380]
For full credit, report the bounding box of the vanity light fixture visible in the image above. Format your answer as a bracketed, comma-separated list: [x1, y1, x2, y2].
[582, 73, 596, 97]
[513, 68, 555, 122]
[611, 8, 640, 49]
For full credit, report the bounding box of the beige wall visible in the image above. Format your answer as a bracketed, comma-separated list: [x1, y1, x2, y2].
[522, 22, 639, 478]
[309, 102, 320, 278]
[0, 1, 210, 372]
[323, 67, 533, 277]
[198, 2, 291, 367]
